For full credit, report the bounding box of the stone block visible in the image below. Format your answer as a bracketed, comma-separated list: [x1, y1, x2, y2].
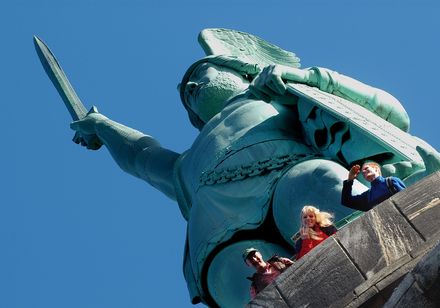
[336, 200, 424, 279]
[335, 290, 357, 308]
[384, 273, 435, 308]
[410, 240, 440, 302]
[408, 233, 440, 259]
[353, 287, 386, 308]
[274, 237, 365, 307]
[392, 171, 440, 240]
[374, 255, 415, 293]
[384, 240, 440, 307]
[246, 284, 289, 308]
[353, 254, 412, 296]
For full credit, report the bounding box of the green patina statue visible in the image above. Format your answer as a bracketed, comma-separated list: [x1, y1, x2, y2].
[35, 29, 440, 307]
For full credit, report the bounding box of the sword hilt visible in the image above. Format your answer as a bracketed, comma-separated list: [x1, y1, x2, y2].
[71, 105, 103, 150]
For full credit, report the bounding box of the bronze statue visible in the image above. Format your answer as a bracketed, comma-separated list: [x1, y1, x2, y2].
[35, 28, 440, 307]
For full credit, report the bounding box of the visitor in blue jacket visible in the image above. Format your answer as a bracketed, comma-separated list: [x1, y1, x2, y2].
[341, 161, 406, 211]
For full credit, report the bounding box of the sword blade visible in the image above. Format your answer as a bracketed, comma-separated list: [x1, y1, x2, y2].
[34, 36, 87, 121]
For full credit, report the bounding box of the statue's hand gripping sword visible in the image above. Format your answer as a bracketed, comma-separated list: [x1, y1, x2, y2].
[34, 36, 102, 149]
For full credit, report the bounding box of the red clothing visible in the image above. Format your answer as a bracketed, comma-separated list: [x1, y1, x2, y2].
[250, 264, 281, 299]
[295, 226, 336, 260]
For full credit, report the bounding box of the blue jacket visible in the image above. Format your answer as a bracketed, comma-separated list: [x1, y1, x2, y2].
[341, 176, 406, 211]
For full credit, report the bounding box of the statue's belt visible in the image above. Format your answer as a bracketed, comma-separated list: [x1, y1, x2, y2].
[199, 153, 320, 186]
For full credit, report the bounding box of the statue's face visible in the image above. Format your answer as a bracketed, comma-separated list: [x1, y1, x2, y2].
[184, 63, 249, 123]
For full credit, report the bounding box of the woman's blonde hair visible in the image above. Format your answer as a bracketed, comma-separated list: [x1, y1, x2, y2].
[299, 205, 334, 240]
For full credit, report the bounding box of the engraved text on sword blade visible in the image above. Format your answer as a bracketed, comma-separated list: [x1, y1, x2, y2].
[33, 36, 88, 121]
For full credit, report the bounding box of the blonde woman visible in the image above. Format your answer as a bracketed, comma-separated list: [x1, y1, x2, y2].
[294, 205, 337, 260]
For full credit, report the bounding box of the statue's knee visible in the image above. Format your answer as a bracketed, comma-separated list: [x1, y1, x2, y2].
[206, 240, 291, 307]
[374, 90, 410, 132]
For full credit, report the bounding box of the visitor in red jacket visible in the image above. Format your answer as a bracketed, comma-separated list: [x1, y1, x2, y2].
[294, 205, 337, 260]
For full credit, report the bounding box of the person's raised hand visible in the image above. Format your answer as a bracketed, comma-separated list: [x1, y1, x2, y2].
[348, 165, 361, 181]
[300, 226, 310, 239]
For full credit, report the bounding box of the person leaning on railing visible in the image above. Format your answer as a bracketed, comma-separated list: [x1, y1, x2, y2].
[341, 161, 406, 211]
[294, 205, 337, 260]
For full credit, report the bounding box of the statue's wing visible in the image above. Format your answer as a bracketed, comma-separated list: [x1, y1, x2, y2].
[198, 28, 301, 69]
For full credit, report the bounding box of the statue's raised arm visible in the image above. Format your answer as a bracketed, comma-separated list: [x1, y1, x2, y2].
[34, 36, 179, 201]
[70, 108, 179, 200]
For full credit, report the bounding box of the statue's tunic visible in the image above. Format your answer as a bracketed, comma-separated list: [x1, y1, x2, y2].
[172, 88, 423, 302]
[173, 95, 315, 300]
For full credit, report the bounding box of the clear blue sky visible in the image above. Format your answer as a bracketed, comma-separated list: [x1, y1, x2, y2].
[2, 1, 440, 307]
